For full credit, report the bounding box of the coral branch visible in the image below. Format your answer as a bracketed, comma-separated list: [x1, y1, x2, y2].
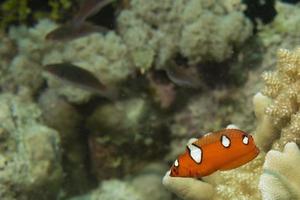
[259, 142, 300, 200]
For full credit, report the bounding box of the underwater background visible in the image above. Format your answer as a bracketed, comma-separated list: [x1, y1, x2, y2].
[0, 0, 300, 199]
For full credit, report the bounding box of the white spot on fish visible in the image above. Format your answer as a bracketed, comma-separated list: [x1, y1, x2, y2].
[221, 135, 231, 148]
[242, 135, 249, 145]
[174, 159, 179, 167]
[187, 144, 202, 164]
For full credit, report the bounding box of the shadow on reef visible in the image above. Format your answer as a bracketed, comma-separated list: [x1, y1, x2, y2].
[243, 0, 277, 26]
[199, 37, 265, 88]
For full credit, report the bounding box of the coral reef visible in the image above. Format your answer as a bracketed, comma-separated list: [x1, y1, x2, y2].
[259, 142, 300, 200]
[118, 0, 252, 70]
[69, 163, 171, 200]
[0, 92, 62, 199]
[90, 180, 143, 200]
[165, 86, 257, 161]
[0, 19, 132, 103]
[213, 154, 264, 200]
[163, 170, 214, 200]
[0, 0, 253, 103]
[43, 30, 133, 99]
[38, 89, 91, 196]
[253, 92, 277, 151]
[258, 1, 300, 48]
[86, 97, 170, 180]
[130, 163, 172, 200]
[255, 48, 300, 151]
[0, 20, 56, 96]
[256, 1, 300, 77]
[164, 47, 300, 200]
[1, 0, 300, 199]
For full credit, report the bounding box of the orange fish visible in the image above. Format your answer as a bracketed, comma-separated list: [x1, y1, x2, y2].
[170, 125, 260, 178]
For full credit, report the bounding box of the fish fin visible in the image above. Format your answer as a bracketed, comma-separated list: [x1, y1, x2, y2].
[226, 124, 239, 129]
[73, 0, 115, 23]
[79, 22, 110, 33]
[194, 132, 223, 147]
[187, 138, 198, 145]
[45, 22, 109, 41]
[195, 129, 248, 147]
[45, 23, 74, 41]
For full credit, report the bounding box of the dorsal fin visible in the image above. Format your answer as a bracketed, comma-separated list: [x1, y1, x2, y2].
[194, 129, 247, 147]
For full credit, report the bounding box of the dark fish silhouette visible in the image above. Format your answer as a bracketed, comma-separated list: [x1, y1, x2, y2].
[165, 66, 202, 88]
[46, 0, 114, 41]
[73, 0, 115, 24]
[44, 63, 107, 93]
[45, 22, 109, 41]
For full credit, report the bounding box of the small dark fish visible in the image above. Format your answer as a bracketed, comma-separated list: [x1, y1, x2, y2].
[165, 66, 202, 88]
[44, 63, 107, 93]
[45, 0, 114, 41]
[45, 22, 109, 41]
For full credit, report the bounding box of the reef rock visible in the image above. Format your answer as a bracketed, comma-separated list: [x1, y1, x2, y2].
[118, 0, 252, 70]
[0, 93, 62, 199]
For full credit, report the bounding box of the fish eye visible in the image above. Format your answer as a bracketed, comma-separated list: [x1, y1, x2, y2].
[242, 135, 249, 145]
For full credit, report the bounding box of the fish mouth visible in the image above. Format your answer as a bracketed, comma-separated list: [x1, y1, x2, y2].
[253, 145, 260, 155]
[236, 145, 260, 161]
[246, 145, 260, 158]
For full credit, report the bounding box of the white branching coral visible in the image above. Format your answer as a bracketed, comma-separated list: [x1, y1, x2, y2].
[259, 142, 300, 200]
[253, 92, 278, 151]
[213, 153, 264, 200]
[255, 48, 300, 151]
[162, 171, 214, 200]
